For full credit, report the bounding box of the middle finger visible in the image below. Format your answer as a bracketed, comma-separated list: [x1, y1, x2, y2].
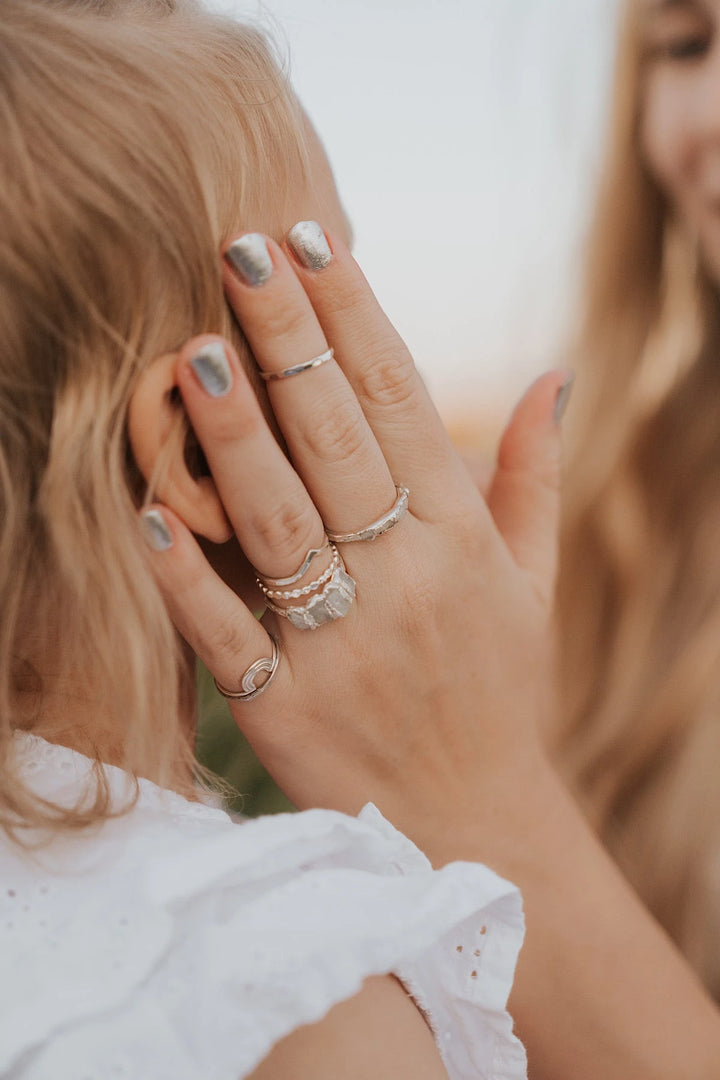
[222, 233, 397, 539]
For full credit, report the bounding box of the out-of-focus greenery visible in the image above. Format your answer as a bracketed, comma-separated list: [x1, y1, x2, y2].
[194, 660, 294, 818]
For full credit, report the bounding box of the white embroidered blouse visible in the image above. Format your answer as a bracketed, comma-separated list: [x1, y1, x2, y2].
[0, 731, 527, 1079]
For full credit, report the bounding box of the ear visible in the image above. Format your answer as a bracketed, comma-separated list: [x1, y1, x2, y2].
[128, 352, 233, 544]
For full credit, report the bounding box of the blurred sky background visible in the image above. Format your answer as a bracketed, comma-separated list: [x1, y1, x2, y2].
[207, 0, 620, 436]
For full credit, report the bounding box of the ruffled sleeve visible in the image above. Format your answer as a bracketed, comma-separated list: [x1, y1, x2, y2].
[2, 737, 526, 1080]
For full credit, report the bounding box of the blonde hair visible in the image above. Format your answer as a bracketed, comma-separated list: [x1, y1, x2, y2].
[0, 0, 307, 842]
[558, 0, 720, 995]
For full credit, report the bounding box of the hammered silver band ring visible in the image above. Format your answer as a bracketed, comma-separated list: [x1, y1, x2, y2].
[326, 484, 410, 544]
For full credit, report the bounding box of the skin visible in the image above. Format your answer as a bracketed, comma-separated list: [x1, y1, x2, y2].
[145, 243, 720, 1080]
[641, 0, 720, 282]
[136, 14, 720, 1072]
[26, 88, 720, 1080]
[131, 136, 573, 1077]
[134, 161, 720, 1079]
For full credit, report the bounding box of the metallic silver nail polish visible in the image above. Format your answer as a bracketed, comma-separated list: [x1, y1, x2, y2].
[141, 509, 173, 552]
[190, 341, 232, 397]
[224, 233, 273, 286]
[554, 373, 575, 424]
[287, 221, 333, 270]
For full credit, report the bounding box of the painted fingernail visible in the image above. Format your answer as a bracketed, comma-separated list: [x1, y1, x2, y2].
[554, 372, 575, 425]
[141, 508, 173, 552]
[190, 340, 232, 397]
[287, 221, 333, 270]
[224, 233, 273, 286]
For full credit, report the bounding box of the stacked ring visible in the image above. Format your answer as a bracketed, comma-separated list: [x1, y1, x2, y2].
[258, 545, 341, 600]
[264, 550, 356, 631]
[249, 483, 410, 636]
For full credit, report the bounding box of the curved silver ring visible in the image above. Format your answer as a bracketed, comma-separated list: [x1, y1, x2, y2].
[256, 540, 330, 589]
[259, 545, 341, 599]
[326, 484, 410, 544]
[214, 635, 281, 702]
[259, 347, 334, 382]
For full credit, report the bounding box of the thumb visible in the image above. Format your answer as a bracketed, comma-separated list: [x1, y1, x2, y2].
[487, 370, 574, 604]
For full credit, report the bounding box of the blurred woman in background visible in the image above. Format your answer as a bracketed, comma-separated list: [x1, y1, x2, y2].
[5, 1, 720, 1078]
[557, 0, 720, 997]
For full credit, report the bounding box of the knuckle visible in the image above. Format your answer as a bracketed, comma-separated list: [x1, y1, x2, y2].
[358, 347, 417, 410]
[300, 399, 368, 466]
[394, 561, 438, 628]
[402, 571, 436, 623]
[256, 302, 310, 345]
[205, 609, 249, 665]
[250, 496, 317, 564]
[316, 272, 368, 320]
[380, 538, 438, 624]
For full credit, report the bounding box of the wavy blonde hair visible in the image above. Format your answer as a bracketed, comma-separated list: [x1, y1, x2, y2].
[557, 0, 720, 996]
[0, 0, 307, 843]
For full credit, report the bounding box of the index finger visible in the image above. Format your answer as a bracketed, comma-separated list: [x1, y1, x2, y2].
[282, 223, 479, 519]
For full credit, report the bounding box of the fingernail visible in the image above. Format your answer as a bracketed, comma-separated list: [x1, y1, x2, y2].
[140, 509, 173, 552]
[190, 340, 232, 397]
[287, 221, 333, 270]
[554, 372, 575, 425]
[224, 233, 273, 286]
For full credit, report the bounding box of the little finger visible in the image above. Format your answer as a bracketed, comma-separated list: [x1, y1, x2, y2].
[139, 504, 289, 710]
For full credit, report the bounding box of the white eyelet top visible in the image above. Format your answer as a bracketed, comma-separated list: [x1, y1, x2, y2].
[0, 731, 527, 1080]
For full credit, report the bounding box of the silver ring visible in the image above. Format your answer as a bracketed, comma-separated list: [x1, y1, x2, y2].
[264, 560, 356, 631]
[259, 544, 341, 599]
[257, 541, 330, 588]
[259, 347, 334, 382]
[326, 484, 410, 544]
[213, 635, 280, 702]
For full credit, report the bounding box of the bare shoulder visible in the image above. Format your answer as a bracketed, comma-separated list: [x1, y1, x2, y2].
[247, 973, 450, 1080]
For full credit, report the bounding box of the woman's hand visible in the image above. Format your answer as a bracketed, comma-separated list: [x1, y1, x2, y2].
[139, 226, 720, 1080]
[139, 224, 568, 847]
[141, 222, 568, 832]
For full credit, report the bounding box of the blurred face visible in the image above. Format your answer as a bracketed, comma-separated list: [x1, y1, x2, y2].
[640, 0, 720, 282]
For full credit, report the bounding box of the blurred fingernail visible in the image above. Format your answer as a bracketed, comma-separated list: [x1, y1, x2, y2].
[554, 372, 575, 425]
[287, 221, 333, 270]
[190, 340, 232, 397]
[224, 233, 273, 286]
[141, 509, 173, 551]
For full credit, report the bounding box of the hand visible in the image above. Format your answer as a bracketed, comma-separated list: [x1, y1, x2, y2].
[139, 224, 571, 848]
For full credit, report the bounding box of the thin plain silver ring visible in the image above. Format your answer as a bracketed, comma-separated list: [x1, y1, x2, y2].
[259, 347, 334, 382]
[213, 635, 281, 702]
